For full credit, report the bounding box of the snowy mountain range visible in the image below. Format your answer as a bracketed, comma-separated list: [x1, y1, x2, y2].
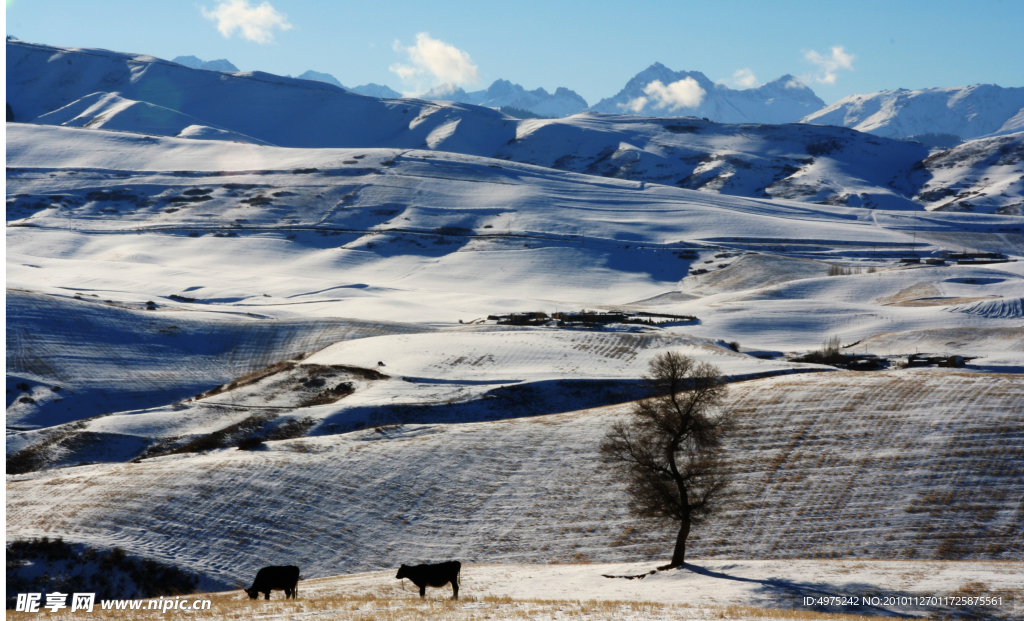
[171, 55, 238, 72]
[159, 50, 1024, 140]
[348, 82, 402, 99]
[422, 79, 590, 117]
[172, 55, 402, 100]
[10, 40, 1024, 215]
[802, 84, 1024, 141]
[294, 70, 403, 98]
[590, 63, 825, 124]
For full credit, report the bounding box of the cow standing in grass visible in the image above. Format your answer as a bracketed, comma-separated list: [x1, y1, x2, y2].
[245, 565, 300, 600]
[395, 561, 461, 599]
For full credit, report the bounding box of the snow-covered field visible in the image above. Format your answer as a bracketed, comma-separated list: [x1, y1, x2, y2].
[8, 372, 1023, 588]
[7, 561, 1022, 620]
[7, 39, 1024, 619]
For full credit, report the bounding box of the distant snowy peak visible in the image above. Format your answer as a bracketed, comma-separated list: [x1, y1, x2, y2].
[296, 70, 344, 89]
[171, 55, 238, 72]
[171, 55, 204, 68]
[601, 62, 714, 106]
[754, 74, 819, 100]
[590, 63, 825, 124]
[422, 83, 471, 102]
[469, 79, 589, 117]
[421, 79, 589, 117]
[291, 72, 402, 99]
[801, 85, 1024, 140]
[350, 83, 402, 99]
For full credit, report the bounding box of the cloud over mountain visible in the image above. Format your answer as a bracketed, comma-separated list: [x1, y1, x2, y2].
[391, 33, 480, 93]
[624, 77, 706, 112]
[593, 63, 824, 124]
[803, 46, 855, 84]
[732, 68, 758, 88]
[201, 0, 292, 44]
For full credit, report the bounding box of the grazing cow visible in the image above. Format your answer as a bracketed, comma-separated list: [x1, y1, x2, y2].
[395, 561, 461, 599]
[245, 565, 300, 600]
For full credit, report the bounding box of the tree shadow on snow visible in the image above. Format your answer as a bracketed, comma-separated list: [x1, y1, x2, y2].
[681, 562, 1002, 619]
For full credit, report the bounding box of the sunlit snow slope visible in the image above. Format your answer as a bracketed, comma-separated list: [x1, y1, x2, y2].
[903, 133, 1024, 214]
[802, 84, 1024, 141]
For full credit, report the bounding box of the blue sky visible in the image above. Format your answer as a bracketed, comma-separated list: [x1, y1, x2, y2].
[6, 0, 1023, 105]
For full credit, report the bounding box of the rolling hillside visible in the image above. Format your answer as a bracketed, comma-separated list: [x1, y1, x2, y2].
[8, 123, 1023, 441]
[8, 371, 1022, 588]
[902, 132, 1024, 214]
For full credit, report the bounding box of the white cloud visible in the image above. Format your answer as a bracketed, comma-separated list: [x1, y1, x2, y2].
[803, 46, 855, 84]
[621, 96, 648, 113]
[390, 33, 480, 92]
[201, 0, 292, 44]
[733, 68, 758, 89]
[623, 78, 705, 113]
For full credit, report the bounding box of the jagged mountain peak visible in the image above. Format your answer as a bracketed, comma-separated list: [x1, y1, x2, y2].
[422, 83, 469, 101]
[626, 63, 713, 89]
[420, 79, 588, 117]
[171, 55, 238, 72]
[295, 70, 344, 90]
[592, 62, 824, 123]
[350, 83, 402, 99]
[761, 74, 809, 89]
[802, 84, 1024, 140]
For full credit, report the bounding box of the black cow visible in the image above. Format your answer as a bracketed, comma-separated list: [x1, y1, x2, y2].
[245, 565, 300, 600]
[395, 561, 461, 599]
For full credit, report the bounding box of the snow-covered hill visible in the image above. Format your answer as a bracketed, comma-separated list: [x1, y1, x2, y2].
[30, 91, 272, 145]
[7, 124, 1023, 441]
[590, 63, 825, 124]
[901, 132, 1024, 214]
[422, 79, 589, 117]
[802, 84, 1024, 141]
[8, 371, 1022, 587]
[499, 115, 930, 208]
[6, 40, 517, 155]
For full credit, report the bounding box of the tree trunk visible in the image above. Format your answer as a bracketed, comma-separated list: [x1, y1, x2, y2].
[660, 516, 691, 570]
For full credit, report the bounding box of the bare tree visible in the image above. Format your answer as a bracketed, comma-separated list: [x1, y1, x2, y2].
[601, 352, 733, 569]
